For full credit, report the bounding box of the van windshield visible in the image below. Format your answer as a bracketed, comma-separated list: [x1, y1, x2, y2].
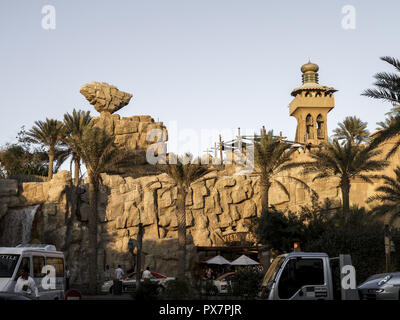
[262, 256, 285, 286]
[0, 254, 20, 278]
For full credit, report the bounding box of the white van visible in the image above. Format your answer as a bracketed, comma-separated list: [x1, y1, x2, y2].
[0, 244, 65, 300]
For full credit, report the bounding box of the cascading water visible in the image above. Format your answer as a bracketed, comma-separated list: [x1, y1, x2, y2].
[0, 205, 40, 247]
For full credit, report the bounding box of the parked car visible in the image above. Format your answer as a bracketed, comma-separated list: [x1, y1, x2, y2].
[101, 271, 175, 294]
[358, 272, 400, 300]
[209, 272, 236, 295]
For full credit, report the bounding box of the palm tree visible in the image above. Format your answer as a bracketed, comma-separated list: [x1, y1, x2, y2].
[333, 116, 370, 145]
[63, 109, 92, 186]
[376, 115, 398, 130]
[362, 56, 400, 106]
[363, 56, 400, 156]
[254, 129, 313, 214]
[26, 118, 66, 179]
[76, 126, 122, 294]
[159, 153, 210, 280]
[367, 166, 400, 224]
[288, 140, 388, 214]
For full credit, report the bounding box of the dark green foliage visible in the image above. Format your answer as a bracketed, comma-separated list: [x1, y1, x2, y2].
[161, 279, 196, 300]
[362, 56, 400, 107]
[256, 199, 392, 284]
[363, 56, 400, 157]
[230, 268, 264, 298]
[367, 166, 400, 223]
[256, 209, 306, 253]
[0, 144, 48, 177]
[133, 281, 161, 300]
[304, 208, 386, 283]
[0, 127, 65, 177]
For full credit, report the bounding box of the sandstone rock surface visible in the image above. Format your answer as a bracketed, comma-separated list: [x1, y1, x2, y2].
[80, 82, 133, 115]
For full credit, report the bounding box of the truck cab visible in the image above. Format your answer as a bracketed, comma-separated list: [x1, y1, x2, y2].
[0, 244, 65, 300]
[260, 252, 358, 300]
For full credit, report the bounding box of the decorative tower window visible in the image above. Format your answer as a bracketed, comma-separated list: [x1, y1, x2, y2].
[306, 114, 314, 140]
[317, 114, 324, 139]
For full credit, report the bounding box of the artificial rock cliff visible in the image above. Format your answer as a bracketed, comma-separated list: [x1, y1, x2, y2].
[2, 80, 400, 287]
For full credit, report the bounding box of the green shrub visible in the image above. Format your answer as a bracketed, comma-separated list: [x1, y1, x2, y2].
[160, 279, 199, 300]
[133, 281, 161, 300]
[230, 268, 264, 298]
[256, 199, 394, 284]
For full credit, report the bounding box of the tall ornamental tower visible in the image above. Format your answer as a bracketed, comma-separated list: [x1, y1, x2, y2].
[289, 61, 337, 144]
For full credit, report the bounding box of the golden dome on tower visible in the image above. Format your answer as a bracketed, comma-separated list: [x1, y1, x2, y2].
[301, 60, 319, 73]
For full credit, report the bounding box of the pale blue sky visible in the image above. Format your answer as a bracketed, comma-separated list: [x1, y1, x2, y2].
[1, 0, 399, 158]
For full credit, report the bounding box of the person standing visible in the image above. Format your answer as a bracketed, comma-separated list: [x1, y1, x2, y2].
[14, 266, 39, 298]
[113, 265, 124, 295]
[142, 266, 151, 284]
[115, 265, 124, 280]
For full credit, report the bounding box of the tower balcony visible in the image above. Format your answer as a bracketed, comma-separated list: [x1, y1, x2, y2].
[289, 95, 335, 116]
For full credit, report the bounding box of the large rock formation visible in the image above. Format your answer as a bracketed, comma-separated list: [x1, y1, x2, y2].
[80, 82, 133, 115]
[80, 81, 168, 172]
[91, 113, 168, 154]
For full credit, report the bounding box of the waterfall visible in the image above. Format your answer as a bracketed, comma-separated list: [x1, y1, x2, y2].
[0, 205, 40, 247]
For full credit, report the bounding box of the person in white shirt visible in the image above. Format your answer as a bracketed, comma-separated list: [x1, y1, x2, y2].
[14, 266, 39, 298]
[142, 266, 151, 284]
[115, 265, 124, 280]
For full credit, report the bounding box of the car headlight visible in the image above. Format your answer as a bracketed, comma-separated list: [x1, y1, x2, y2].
[378, 275, 392, 286]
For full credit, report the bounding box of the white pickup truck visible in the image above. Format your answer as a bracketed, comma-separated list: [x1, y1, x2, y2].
[259, 252, 359, 300]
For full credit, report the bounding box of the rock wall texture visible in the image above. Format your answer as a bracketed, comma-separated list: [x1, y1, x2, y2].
[0, 172, 71, 250]
[91, 113, 168, 170]
[2, 131, 400, 286]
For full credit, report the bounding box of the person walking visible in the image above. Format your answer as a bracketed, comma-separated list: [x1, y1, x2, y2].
[14, 266, 39, 298]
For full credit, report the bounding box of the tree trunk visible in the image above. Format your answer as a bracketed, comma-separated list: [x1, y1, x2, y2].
[176, 186, 187, 280]
[48, 148, 54, 180]
[340, 179, 351, 217]
[88, 175, 99, 294]
[136, 223, 144, 290]
[74, 157, 80, 187]
[260, 177, 271, 215]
